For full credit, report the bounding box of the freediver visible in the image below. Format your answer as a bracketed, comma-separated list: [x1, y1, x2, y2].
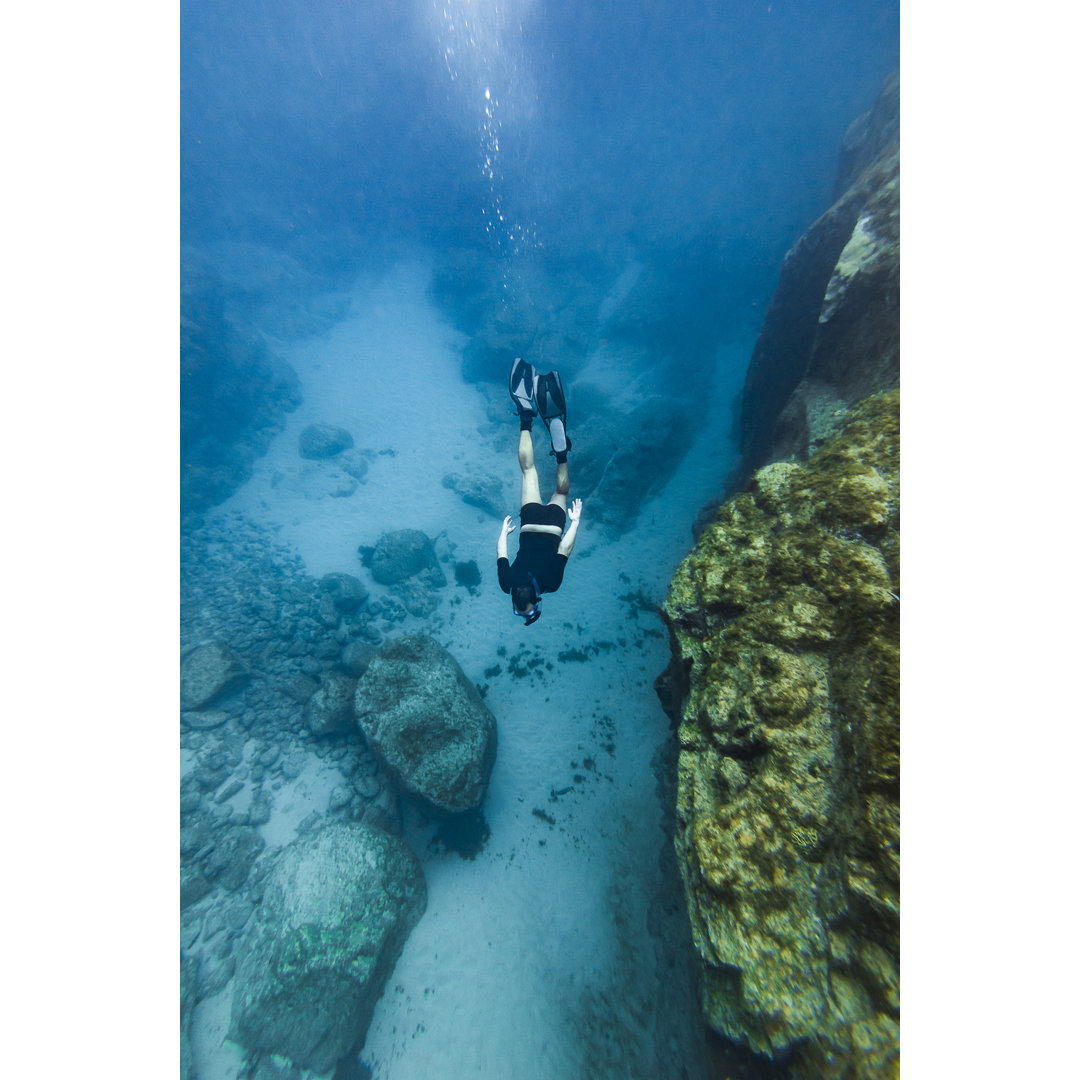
[496, 357, 582, 626]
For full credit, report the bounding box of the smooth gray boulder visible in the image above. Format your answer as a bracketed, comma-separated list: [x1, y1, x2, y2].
[368, 529, 445, 586]
[353, 635, 497, 814]
[229, 823, 426, 1074]
[298, 423, 354, 459]
[180, 642, 247, 709]
[304, 671, 358, 737]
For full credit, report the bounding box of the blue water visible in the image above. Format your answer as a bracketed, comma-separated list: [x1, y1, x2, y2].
[181, 3, 898, 1078]
[182, 0, 898, 330]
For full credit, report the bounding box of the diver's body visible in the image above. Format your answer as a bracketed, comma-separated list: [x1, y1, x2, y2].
[497, 358, 582, 625]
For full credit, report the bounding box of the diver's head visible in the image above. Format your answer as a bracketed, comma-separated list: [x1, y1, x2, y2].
[511, 582, 542, 626]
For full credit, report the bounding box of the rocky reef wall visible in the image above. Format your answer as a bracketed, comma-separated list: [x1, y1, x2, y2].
[659, 392, 899, 1079]
[656, 71, 901, 1080]
[732, 71, 899, 491]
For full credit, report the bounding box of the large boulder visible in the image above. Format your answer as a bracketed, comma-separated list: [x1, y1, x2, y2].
[354, 635, 497, 814]
[368, 529, 445, 586]
[229, 823, 426, 1074]
[658, 392, 899, 1080]
[180, 642, 247, 709]
[733, 70, 899, 490]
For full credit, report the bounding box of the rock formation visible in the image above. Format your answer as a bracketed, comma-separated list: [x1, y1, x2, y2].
[368, 529, 445, 586]
[354, 635, 497, 815]
[298, 422, 355, 459]
[229, 822, 426, 1074]
[362, 528, 448, 617]
[733, 71, 899, 490]
[658, 391, 899, 1080]
[304, 670, 358, 737]
[180, 642, 248, 710]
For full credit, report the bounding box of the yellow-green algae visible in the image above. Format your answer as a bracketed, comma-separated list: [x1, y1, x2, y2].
[663, 390, 899, 1080]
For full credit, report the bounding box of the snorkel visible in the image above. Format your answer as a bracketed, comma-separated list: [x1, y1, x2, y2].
[511, 573, 543, 626]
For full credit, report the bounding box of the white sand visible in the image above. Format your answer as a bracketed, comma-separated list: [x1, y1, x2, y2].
[193, 252, 750, 1079]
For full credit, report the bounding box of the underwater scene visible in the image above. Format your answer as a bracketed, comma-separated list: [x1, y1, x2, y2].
[180, 2, 900, 1078]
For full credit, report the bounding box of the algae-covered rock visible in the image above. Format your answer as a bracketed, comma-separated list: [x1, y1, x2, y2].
[659, 391, 899, 1080]
[229, 822, 426, 1074]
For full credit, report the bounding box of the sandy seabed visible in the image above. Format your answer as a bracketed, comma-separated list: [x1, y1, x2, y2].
[187, 254, 751, 1080]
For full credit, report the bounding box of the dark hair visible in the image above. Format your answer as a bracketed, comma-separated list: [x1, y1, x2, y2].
[511, 582, 538, 612]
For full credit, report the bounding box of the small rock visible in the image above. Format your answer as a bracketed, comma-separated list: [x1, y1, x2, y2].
[181, 864, 213, 910]
[340, 641, 377, 678]
[281, 673, 320, 705]
[295, 811, 322, 836]
[248, 788, 272, 826]
[180, 643, 247, 709]
[441, 472, 505, 517]
[354, 773, 381, 800]
[257, 744, 281, 767]
[305, 671, 358, 737]
[197, 952, 236, 999]
[298, 423, 354, 459]
[319, 572, 369, 613]
[182, 710, 229, 730]
[215, 779, 245, 804]
[202, 826, 265, 892]
[279, 747, 308, 779]
[329, 784, 354, 811]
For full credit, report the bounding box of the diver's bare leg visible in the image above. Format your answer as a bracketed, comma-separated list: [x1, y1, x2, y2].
[519, 429, 541, 507]
[548, 461, 569, 511]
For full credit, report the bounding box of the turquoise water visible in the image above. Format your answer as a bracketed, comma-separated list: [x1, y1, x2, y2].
[180, 3, 899, 1078]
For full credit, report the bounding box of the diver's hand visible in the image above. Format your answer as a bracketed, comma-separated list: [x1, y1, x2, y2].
[567, 499, 582, 523]
[501, 515, 516, 536]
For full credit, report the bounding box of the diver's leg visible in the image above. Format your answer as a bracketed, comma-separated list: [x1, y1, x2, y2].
[519, 428, 542, 507]
[555, 460, 569, 497]
[547, 459, 569, 513]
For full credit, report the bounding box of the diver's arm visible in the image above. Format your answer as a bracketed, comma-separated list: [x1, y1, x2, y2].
[557, 499, 582, 558]
[498, 515, 515, 561]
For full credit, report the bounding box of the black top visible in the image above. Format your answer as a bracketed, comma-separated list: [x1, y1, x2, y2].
[497, 530, 568, 595]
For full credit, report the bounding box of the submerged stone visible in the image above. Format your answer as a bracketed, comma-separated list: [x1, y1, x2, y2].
[354, 635, 497, 815]
[180, 642, 247, 709]
[304, 671, 358, 737]
[298, 422, 354, 459]
[229, 822, 426, 1074]
[368, 529, 445, 586]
